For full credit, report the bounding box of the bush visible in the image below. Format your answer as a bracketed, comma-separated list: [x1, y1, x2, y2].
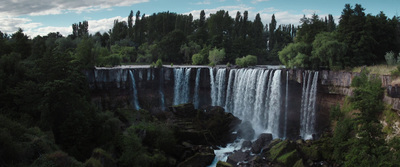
[208, 47, 225, 65]
[104, 54, 122, 67]
[385, 51, 396, 65]
[235, 55, 257, 67]
[155, 59, 163, 68]
[192, 53, 206, 65]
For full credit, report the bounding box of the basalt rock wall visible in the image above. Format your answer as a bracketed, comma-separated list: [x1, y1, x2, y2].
[85, 67, 400, 138]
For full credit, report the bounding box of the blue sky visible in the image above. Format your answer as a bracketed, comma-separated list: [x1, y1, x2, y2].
[0, 0, 398, 38]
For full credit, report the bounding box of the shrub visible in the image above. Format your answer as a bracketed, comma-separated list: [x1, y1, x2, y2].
[192, 53, 206, 65]
[155, 59, 163, 68]
[208, 47, 225, 65]
[385, 51, 396, 65]
[236, 55, 257, 67]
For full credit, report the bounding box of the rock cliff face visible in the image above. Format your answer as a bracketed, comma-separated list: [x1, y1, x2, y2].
[84, 67, 400, 138]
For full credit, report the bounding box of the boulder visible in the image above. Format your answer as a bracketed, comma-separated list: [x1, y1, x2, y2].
[241, 140, 252, 150]
[217, 161, 233, 167]
[226, 150, 250, 166]
[177, 146, 215, 167]
[276, 150, 300, 167]
[267, 139, 296, 161]
[236, 121, 255, 140]
[251, 133, 273, 154]
[169, 103, 197, 118]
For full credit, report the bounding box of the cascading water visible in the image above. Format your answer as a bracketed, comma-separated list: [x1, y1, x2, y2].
[159, 68, 166, 110]
[284, 71, 289, 139]
[193, 68, 201, 109]
[210, 68, 227, 107]
[265, 70, 282, 138]
[300, 71, 319, 140]
[173, 68, 191, 105]
[129, 70, 140, 110]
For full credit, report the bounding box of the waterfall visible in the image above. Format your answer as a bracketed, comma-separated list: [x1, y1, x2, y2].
[159, 68, 165, 110]
[129, 70, 140, 110]
[173, 68, 191, 105]
[147, 68, 151, 81]
[284, 71, 289, 139]
[193, 68, 201, 109]
[253, 70, 269, 133]
[300, 71, 319, 140]
[209, 68, 216, 106]
[224, 69, 236, 113]
[210, 68, 227, 107]
[266, 70, 282, 138]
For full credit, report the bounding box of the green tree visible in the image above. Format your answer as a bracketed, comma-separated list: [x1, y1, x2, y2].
[235, 55, 257, 67]
[311, 32, 347, 69]
[208, 47, 225, 66]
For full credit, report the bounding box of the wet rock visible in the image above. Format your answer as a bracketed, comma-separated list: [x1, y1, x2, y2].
[251, 133, 273, 154]
[217, 161, 233, 167]
[177, 146, 215, 167]
[241, 140, 252, 150]
[237, 121, 255, 140]
[226, 150, 250, 166]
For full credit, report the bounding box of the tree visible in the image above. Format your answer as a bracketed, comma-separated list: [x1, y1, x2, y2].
[208, 47, 225, 66]
[128, 10, 134, 39]
[311, 32, 347, 69]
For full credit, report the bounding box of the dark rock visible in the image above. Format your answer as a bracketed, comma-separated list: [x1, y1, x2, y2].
[169, 103, 197, 118]
[241, 140, 252, 150]
[237, 121, 255, 140]
[226, 150, 250, 166]
[217, 161, 233, 167]
[251, 133, 273, 154]
[177, 146, 215, 167]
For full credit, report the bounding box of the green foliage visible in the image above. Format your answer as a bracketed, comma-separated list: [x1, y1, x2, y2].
[119, 122, 174, 167]
[278, 42, 312, 68]
[391, 65, 400, 76]
[385, 51, 397, 65]
[155, 59, 163, 68]
[277, 150, 299, 167]
[311, 32, 347, 69]
[235, 55, 257, 67]
[192, 53, 206, 65]
[330, 104, 344, 121]
[208, 47, 225, 66]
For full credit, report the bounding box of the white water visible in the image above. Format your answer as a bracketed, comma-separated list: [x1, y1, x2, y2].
[159, 68, 166, 110]
[129, 70, 140, 110]
[193, 68, 201, 109]
[300, 71, 319, 140]
[210, 68, 227, 107]
[265, 70, 282, 138]
[173, 68, 191, 105]
[284, 71, 289, 139]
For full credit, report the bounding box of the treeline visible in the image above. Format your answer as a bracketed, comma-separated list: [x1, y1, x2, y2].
[280, 4, 400, 69]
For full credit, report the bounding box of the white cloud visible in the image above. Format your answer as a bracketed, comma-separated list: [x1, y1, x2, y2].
[0, 15, 128, 38]
[88, 16, 127, 34]
[1, 0, 149, 16]
[195, 0, 211, 5]
[251, 0, 270, 4]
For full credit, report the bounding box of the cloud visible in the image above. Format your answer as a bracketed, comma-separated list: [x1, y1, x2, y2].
[195, 0, 211, 5]
[0, 15, 127, 38]
[0, 0, 149, 16]
[251, 0, 270, 4]
[88, 16, 127, 34]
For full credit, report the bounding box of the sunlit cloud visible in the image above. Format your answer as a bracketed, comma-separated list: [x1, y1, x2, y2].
[1, 0, 149, 16]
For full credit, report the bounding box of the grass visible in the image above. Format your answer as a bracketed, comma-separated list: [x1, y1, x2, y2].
[351, 64, 397, 75]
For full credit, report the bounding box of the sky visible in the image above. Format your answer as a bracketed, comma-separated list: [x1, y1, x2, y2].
[0, 0, 399, 38]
